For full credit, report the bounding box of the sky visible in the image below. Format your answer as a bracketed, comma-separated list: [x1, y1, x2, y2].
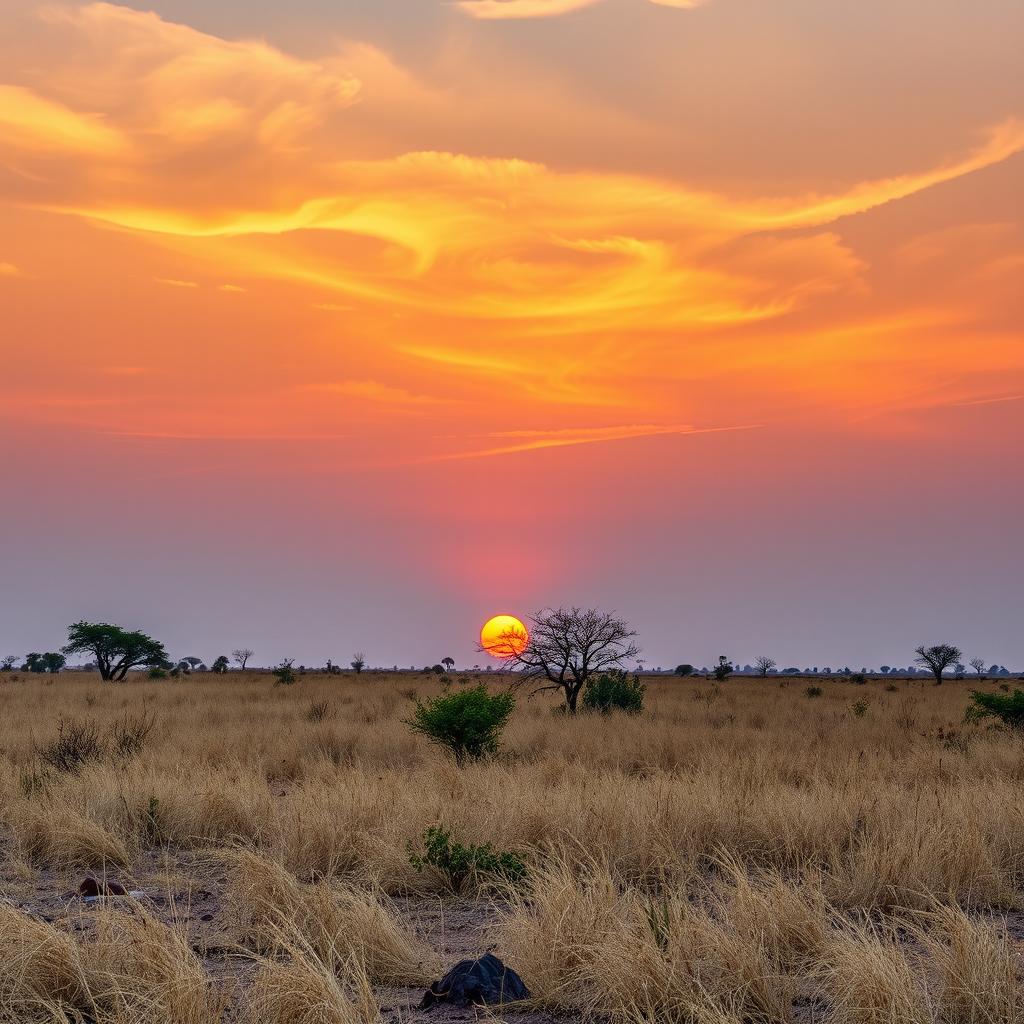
[1, 0, 1022, 670]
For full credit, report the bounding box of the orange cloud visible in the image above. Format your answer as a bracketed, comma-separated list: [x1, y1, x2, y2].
[455, 0, 601, 17]
[1, 2, 1020, 453]
[454, 0, 705, 16]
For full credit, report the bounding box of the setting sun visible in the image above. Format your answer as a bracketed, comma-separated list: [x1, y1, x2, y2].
[480, 614, 529, 659]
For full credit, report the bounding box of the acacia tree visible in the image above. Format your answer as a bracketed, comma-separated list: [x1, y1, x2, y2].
[232, 648, 254, 670]
[351, 652, 366, 674]
[969, 657, 986, 678]
[754, 656, 777, 678]
[441, 656, 455, 673]
[492, 607, 640, 714]
[914, 643, 962, 686]
[62, 621, 168, 681]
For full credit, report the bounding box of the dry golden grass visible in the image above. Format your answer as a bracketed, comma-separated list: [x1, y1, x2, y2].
[0, 670, 1021, 1020]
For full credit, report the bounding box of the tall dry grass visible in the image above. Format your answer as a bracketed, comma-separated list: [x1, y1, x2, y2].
[0, 670, 1021, 1019]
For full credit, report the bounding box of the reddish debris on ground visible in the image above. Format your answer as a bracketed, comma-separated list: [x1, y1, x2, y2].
[78, 875, 128, 898]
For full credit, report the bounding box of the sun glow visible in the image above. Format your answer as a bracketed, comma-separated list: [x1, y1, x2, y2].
[480, 614, 529, 659]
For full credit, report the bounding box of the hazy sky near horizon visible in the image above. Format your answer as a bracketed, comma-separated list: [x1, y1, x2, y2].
[1, 0, 1022, 669]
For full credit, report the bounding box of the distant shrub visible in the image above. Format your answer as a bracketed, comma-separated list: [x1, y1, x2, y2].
[36, 718, 106, 775]
[851, 673, 867, 685]
[885, 683, 898, 692]
[407, 825, 527, 891]
[966, 689, 1024, 729]
[851, 699, 869, 718]
[406, 685, 514, 765]
[272, 659, 297, 687]
[148, 666, 167, 679]
[674, 664, 694, 677]
[581, 670, 645, 715]
[805, 686, 823, 698]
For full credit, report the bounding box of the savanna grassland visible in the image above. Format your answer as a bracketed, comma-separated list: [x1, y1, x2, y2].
[1, 670, 1023, 1023]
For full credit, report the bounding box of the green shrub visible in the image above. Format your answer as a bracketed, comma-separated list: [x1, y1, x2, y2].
[966, 689, 1024, 729]
[407, 826, 526, 891]
[272, 659, 296, 686]
[581, 669, 645, 714]
[406, 684, 514, 765]
[148, 666, 167, 680]
[851, 698, 869, 718]
[805, 686, 823, 698]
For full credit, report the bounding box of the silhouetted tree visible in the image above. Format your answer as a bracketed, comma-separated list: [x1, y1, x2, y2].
[232, 648, 253, 670]
[713, 655, 733, 682]
[40, 652, 66, 673]
[351, 652, 366, 674]
[1, 655, 17, 671]
[675, 664, 694, 677]
[914, 643, 962, 686]
[754, 656, 776, 678]
[970, 657, 986, 678]
[211, 655, 230, 674]
[493, 607, 640, 714]
[62, 622, 168, 681]
[441, 656, 455, 673]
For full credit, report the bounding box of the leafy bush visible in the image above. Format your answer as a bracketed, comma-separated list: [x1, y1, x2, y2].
[851, 698, 869, 718]
[713, 656, 733, 682]
[407, 826, 527, 891]
[147, 666, 167, 679]
[805, 686, 823, 698]
[36, 718, 106, 775]
[851, 672, 867, 685]
[406, 685, 514, 765]
[966, 689, 1024, 729]
[674, 664, 694, 677]
[581, 669, 645, 715]
[272, 659, 296, 686]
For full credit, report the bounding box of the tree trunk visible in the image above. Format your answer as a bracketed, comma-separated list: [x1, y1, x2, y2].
[565, 683, 583, 714]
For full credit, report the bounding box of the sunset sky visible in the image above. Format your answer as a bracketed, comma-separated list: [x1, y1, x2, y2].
[1, 0, 1022, 669]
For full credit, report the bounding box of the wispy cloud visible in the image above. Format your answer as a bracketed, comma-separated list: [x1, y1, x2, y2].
[454, 0, 705, 17]
[417, 423, 759, 462]
[155, 277, 199, 288]
[454, 0, 601, 18]
[306, 380, 451, 406]
[950, 393, 1023, 408]
[0, 262, 22, 277]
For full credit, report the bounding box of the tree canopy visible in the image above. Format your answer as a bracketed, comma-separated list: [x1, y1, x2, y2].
[62, 621, 168, 681]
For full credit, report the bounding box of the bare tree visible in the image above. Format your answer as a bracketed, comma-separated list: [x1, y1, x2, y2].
[491, 607, 640, 714]
[914, 644, 962, 686]
[232, 648, 254, 671]
[351, 652, 366, 674]
[969, 657, 986, 678]
[1, 655, 17, 671]
[754, 656, 777, 678]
